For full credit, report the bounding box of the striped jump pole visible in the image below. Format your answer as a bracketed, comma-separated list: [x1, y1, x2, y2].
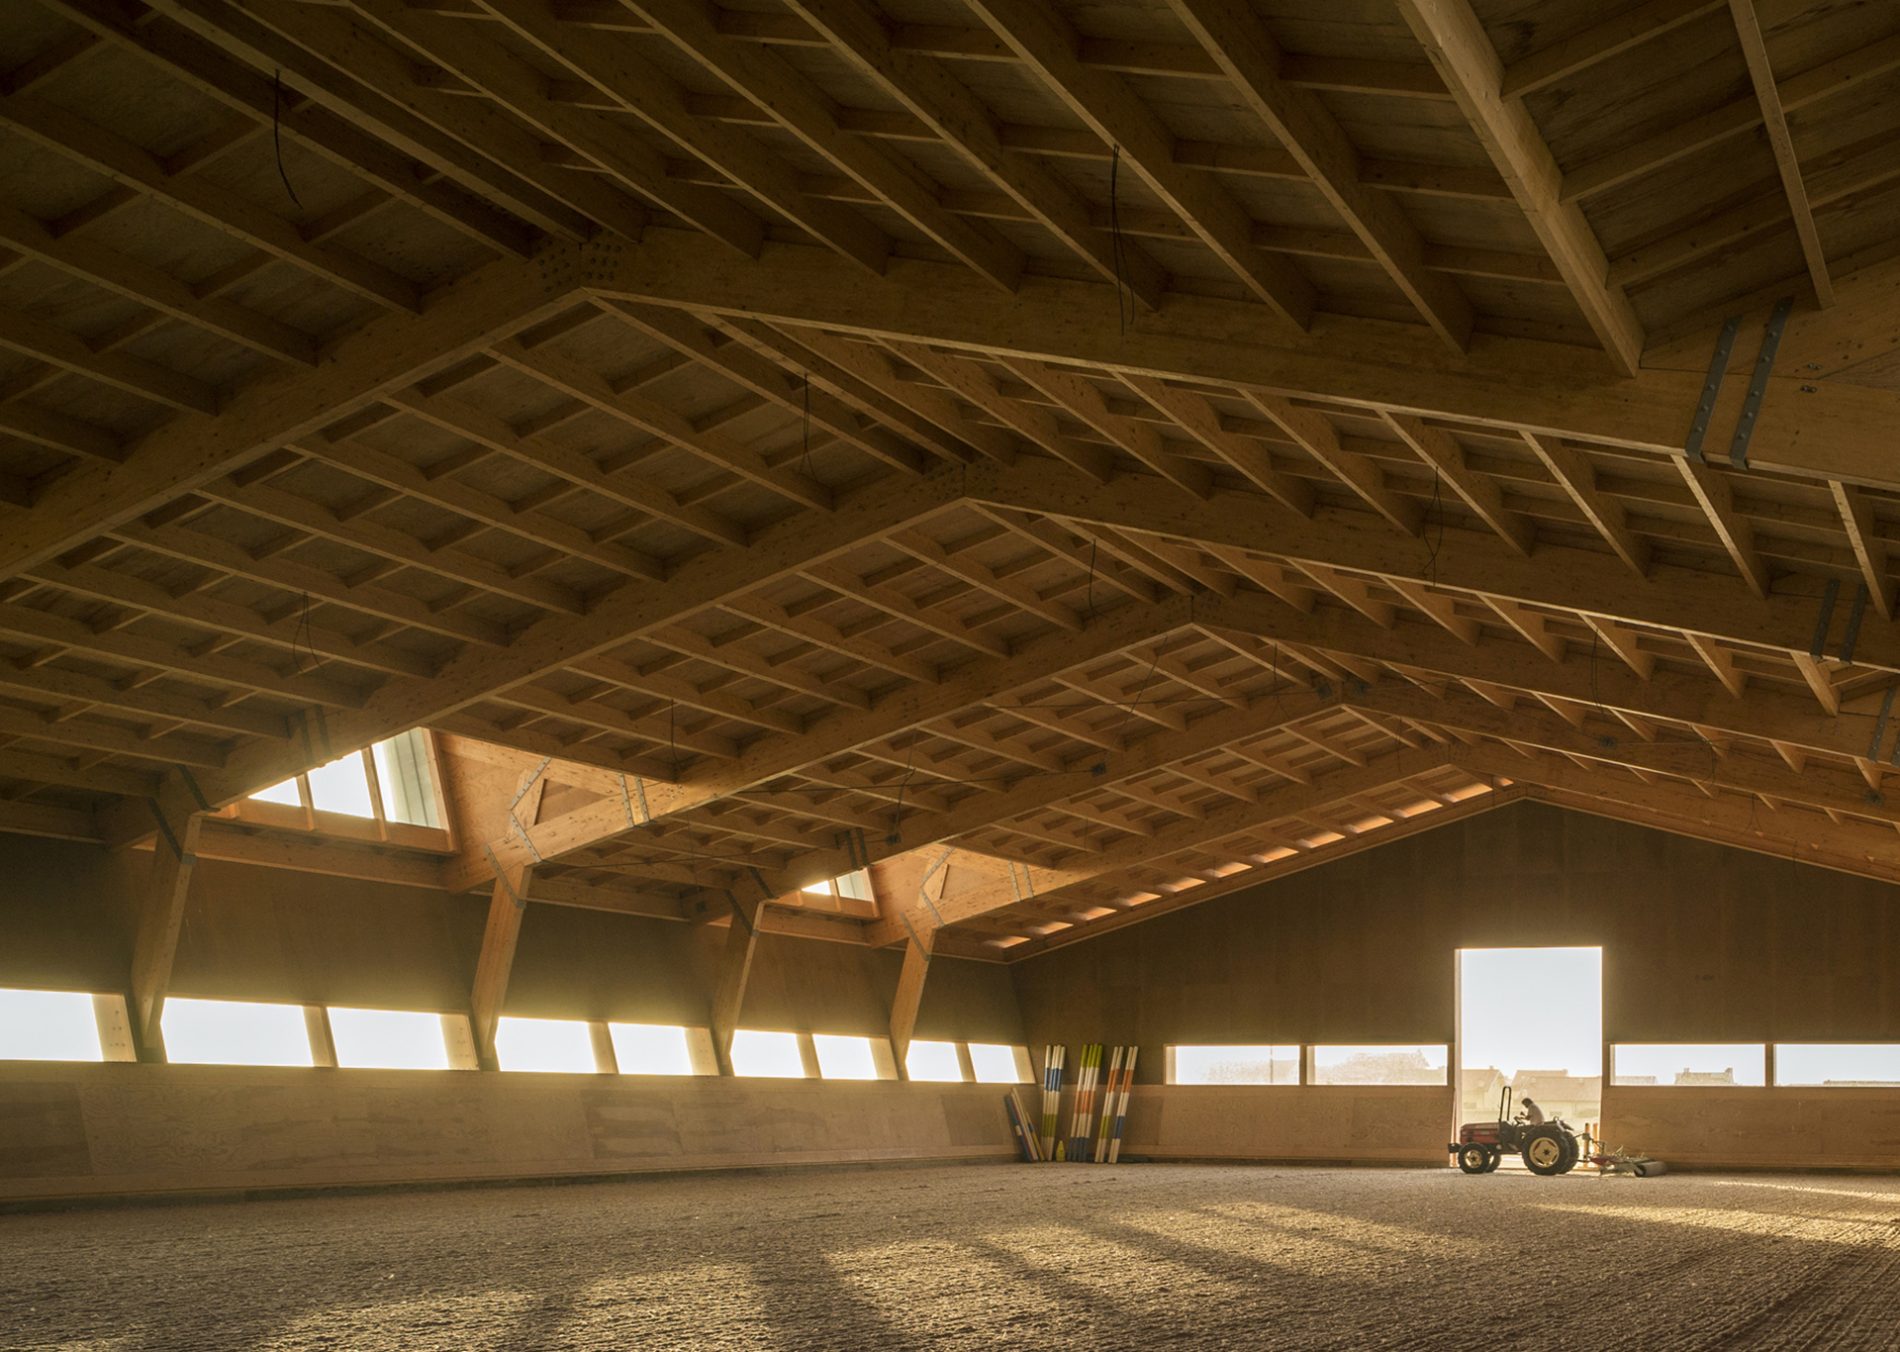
[1062, 1044, 1086, 1161]
[1108, 1046, 1139, 1163]
[1004, 1089, 1039, 1161]
[1038, 1045, 1064, 1161]
[1068, 1044, 1100, 1161]
[1093, 1046, 1124, 1162]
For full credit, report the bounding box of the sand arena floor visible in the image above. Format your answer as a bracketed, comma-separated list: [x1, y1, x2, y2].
[4, 1162, 1900, 1349]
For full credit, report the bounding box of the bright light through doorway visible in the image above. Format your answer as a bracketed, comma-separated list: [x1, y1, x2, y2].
[1458, 946, 1602, 1131]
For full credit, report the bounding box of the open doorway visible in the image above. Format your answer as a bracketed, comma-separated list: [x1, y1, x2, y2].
[1457, 947, 1602, 1165]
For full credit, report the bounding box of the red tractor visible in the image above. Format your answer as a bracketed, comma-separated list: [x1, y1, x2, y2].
[1450, 1084, 1586, 1176]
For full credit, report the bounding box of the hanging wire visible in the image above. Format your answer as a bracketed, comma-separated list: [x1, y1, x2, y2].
[271, 71, 303, 210]
[290, 591, 322, 676]
[887, 736, 919, 844]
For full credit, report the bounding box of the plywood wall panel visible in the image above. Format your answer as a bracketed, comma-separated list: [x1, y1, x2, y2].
[1604, 1088, 1900, 1171]
[0, 837, 139, 993]
[1013, 802, 1900, 1062]
[0, 1063, 1018, 1204]
[1119, 1086, 1451, 1164]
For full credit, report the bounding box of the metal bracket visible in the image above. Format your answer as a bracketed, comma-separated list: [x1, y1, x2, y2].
[1685, 316, 1740, 464]
[1729, 298, 1794, 469]
[1869, 684, 1898, 763]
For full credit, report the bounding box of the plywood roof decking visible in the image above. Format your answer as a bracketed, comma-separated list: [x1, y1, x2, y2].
[3, 0, 1900, 966]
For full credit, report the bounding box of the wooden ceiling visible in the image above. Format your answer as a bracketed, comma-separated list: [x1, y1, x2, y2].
[4, 0, 1900, 982]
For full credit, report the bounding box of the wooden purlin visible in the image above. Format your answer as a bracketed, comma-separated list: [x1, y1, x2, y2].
[581, 228, 1900, 491]
[3, 0, 1900, 966]
[444, 593, 1201, 890]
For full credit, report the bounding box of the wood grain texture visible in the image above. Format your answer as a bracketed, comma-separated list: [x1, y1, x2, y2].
[0, 1064, 1018, 1203]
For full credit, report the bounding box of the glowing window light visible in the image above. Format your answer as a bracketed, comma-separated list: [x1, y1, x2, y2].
[812, 1034, 880, 1080]
[327, 1007, 451, 1070]
[1171, 1044, 1300, 1085]
[306, 751, 375, 818]
[494, 1017, 597, 1073]
[609, 1023, 697, 1076]
[162, 998, 313, 1067]
[801, 869, 873, 901]
[730, 1030, 806, 1078]
[1774, 1044, 1900, 1087]
[252, 777, 302, 807]
[1307, 1044, 1448, 1086]
[1612, 1043, 1766, 1087]
[0, 988, 103, 1062]
[905, 1040, 964, 1082]
[968, 1043, 1030, 1083]
[374, 730, 440, 827]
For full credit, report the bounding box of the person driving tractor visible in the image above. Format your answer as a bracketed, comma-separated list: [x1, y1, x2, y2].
[1519, 1096, 1546, 1125]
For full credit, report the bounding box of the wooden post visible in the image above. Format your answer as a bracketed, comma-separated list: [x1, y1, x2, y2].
[441, 1013, 481, 1070]
[888, 929, 935, 1080]
[795, 1031, 822, 1080]
[709, 876, 773, 1073]
[470, 861, 532, 1067]
[589, 1020, 619, 1075]
[876, 853, 946, 1080]
[127, 774, 206, 1059]
[469, 769, 548, 1068]
[304, 1005, 338, 1068]
[91, 994, 137, 1062]
[954, 1039, 977, 1083]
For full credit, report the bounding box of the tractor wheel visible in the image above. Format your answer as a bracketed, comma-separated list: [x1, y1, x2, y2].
[1556, 1133, 1580, 1174]
[1480, 1148, 1502, 1173]
[1456, 1146, 1492, 1174]
[1523, 1129, 1568, 1176]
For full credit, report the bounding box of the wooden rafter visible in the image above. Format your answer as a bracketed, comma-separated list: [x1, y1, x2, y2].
[3, 0, 1900, 962]
[1392, 0, 1644, 374]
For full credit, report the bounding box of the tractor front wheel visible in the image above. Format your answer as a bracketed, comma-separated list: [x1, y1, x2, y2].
[1480, 1148, 1502, 1173]
[1456, 1146, 1492, 1174]
[1523, 1130, 1568, 1176]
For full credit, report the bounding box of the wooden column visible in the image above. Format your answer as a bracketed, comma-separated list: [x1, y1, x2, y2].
[589, 1021, 619, 1075]
[469, 861, 532, 1067]
[304, 1005, 338, 1068]
[880, 853, 948, 1079]
[468, 770, 548, 1068]
[709, 874, 774, 1073]
[126, 773, 206, 1059]
[889, 928, 936, 1080]
[795, 1031, 822, 1080]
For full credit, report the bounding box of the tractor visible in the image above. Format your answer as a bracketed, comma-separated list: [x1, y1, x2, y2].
[1450, 1084, 1586, 1176]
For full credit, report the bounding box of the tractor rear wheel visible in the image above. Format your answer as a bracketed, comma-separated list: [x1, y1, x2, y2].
[1556, 1132, 1580, 1174]
[1456, 1146, 1492, 1174]
[1523, 1129, 1568, 1176]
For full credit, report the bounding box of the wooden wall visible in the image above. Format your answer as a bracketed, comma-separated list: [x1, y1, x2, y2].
[1118, 1086, 1452, 1165]
[1012, 802, 1900, 1169]
[0, 837, 1023, 1045]
[0, 1062, 1018, 1204]
[1601, 1088, 1900, 1170]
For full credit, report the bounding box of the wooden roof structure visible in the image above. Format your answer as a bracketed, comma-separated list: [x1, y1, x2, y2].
[6, 0, 1900, 1053]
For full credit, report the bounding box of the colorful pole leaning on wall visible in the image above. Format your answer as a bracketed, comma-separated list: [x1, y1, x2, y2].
[1004, 1089, 1040, 1161]
[1038, 1044, 1064, 1160]
[1067, 1044, 1102, 1161]
[1107, 1046, 1138, 1163]
[1092, 1046, 1124, 1162]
